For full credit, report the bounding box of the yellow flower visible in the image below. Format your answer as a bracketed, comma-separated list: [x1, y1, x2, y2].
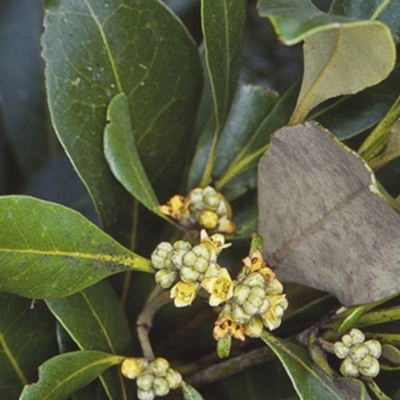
[213, 317, 245, 341]
[201, 268, 233, 306]
[159, 195, 187, 219]
[170, 281, 199, 307]
[243, 249, 275, 281]
[200, 229, 231, 254]
[216, 215, 236, 234]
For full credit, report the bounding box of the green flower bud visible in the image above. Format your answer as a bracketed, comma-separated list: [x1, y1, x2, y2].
[137, 389, 155, 400]
[153, 377, 170, 396]
[247, 294, 264, 308]
[182, 251, 197, 267]
[173, 240, 192, 251]
[137, 374, 153, 391]
[364, 340, 382, 358]
[151, 243, 173, 270]
[340, 357, 360, 377]
[349, 328, 365, 345]
[250, 286, 265, 298]
[341, 334, 353, 347]
[243, 300, 259, 316]
[151, 358, 170, 377]
[202, 186, 220, 209]
[232, 303, 251, 324]
[243, 272, 265, 288]
[180, 266, 201, 283]
[193, 244, 214, 261]
[233, 285, 251, 305]
[349, 344, 369, 363]
[244, 316, 264, 338]
[155, 269, 178, 289]
[334, 342, 350, 359]
[258, 298, 270, 314]
[359, 355, 380, 378]
[189, 188, 203, 205]
[170, 250, 188, 268]
[165, 369, 182, 389]
[215, 200, 228, 216]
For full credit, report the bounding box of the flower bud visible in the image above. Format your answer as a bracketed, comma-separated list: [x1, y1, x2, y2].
[244, 316, 264, 338]
[179, 266, 201, 283]
[243, 272, 265, 288]
[151, 242, 173, 269]
[165, 369, 182, 389]
[198, 210, 219, 229]
[137, 389, 155, 400]
[231, 303, 251, 324]
[137, 373, 154, 391]
[153, 378, 170, 396]
[173, 240, 192, 251]
[334, 342, 350, 359]
[202, 186, 220, 209]
[364, 340, 382, 358]
[121, 358, 148, 379]
[359, 355, 380, 378]
[151, 358, 170, 377]
[349, 344, 369, 363]
[341, 334, 353, 347]
[340, 357, 360, 377]
[155, 269, 178, 289]
[233, 285, 251, 305]
[349, 328, 365, 345]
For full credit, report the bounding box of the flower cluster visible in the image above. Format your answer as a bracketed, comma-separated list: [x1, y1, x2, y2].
[159, 186, 235, 234]
[151, 230, 232, 307]
[213, 249, 288, 341]
[121, 357, 182, 400]
[151, 234, 288, 341]
[334, 328, 382, 378]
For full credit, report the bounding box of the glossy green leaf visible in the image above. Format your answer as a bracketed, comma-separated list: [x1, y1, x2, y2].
[0, 293, 58, 399]
[257, 0, 396, 124]
[0, 0, 57, 179]
[261, 331, 370, 400]
[46, 280, 133, 400]
[182, 382, 205, 400]
[310, 63, 400, 140]
[0, 196, 153, 299]
[258, 122, 400, 306]
[43, 0, 202, 244]
[104, 93, 159, 214]
[19, 351, 124, 400]
[190, 83, 278, 190]
[198, 0, 246, 186]
[330, 0, 400, 43]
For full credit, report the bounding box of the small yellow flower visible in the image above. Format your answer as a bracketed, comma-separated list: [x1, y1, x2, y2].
[159, 195, 187, 219]
[243, 249, 275, 281]
[217, 215, 236, 234]
[213, 317, 245, 341]
[201, 267, 233, 306]
[200, 229, 231, 254]
[261, 294, 288, 330]
[170, 281, 199, 307]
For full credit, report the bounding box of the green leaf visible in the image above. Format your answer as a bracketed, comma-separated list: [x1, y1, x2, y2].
[190, 83, 278, 190]
[261, 331, 371, 400]
[46, 280, 133, 400]
[19, 351, 124, 400]
[257, 0, 396, 124]
[198, 0, 246, 186]
[258, 122, 400, 306]
[43, 0, 202, 244]
[0, 0, 58, 179]
[310, 63, 400, 140]
[0, 293, 58, 399]
[104, 93, 159, 214]
[0, 196, 153, 299]
[182, 382, 205, 400]
[330, 0, 400, 43]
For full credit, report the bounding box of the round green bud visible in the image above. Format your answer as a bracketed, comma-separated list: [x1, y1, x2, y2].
[243, 301, 259, 317]
[244, 272, 265, 288]
[193, 257, 209, 273]
[155, 269, 178, 289]
[349, 328, 365, 345]
[340, 358, 360, 377]
[170, 250, 188, 268]
[341, 334, 353, 347]
[232, 303, 251, 324]
[151, 358, 170, 377]
[165, 369, 182, 389]
[153, 377, 170, 396]
[189, 188, 203, 205]
[247, 294, 264, 308]
[364, 340, 382, 358]
[137, 389, 155, 400]
[359, 355, 380, 378]
[233, 285, 250, 305]
[173, 240, 192, 251]
[334, 342, 350, 359]
[137, 374, 153, 391]
[182, 251, 197, 267]
[151, 254, 166, 270]
[250, 286, 266, 298]
[349, 344, 369, 364]
[180, 266, 201, 283]
[244, 317, 264, 338]
[193, 244, 213, 261]
[258, 298, 270, 314]
[215, 200, 228, 216]
[202, 187, 220, 209]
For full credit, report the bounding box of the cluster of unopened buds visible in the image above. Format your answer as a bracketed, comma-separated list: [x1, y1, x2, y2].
[334, 328, 382, 378]
[121, 357, 182, 400]
[159, 186, 236, 234]
[151, 230, 288, 341]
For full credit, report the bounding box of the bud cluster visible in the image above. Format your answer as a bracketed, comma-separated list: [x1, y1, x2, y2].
[121, 357, 182, 400]
[151, 230, 232, 307]
[334, 328, 382, 378]
[159, 186, 235, 234]
[213, 249, 288, 341]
